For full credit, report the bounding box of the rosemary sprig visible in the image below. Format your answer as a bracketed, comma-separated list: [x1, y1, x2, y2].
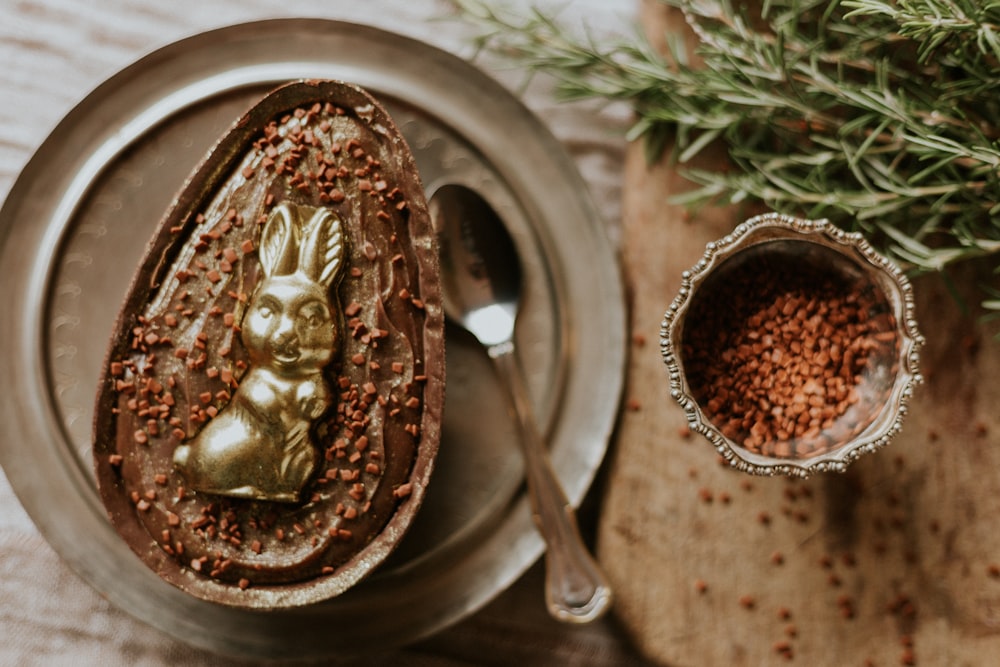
[457, 0, 1000, 310]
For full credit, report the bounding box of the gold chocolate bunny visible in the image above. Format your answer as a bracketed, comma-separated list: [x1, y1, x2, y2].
[173, 202, 345, 502]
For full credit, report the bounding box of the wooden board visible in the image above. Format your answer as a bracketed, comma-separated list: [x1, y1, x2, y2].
[597, 3, 1000, 665]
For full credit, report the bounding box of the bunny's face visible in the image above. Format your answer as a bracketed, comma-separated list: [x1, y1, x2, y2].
[243, 273, 337, 376]
[236, 201, 346, 377]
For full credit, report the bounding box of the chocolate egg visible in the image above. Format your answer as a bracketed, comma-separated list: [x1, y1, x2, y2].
[92, 80, 444, 608]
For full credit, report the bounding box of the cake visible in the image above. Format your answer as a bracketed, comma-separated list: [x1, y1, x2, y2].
[92, 80, 444, 608]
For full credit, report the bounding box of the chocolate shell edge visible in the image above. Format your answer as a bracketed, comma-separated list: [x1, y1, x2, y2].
[91, 79, 444, 609]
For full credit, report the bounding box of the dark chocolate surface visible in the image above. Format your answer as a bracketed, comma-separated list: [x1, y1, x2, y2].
[92, 80, 444, 608]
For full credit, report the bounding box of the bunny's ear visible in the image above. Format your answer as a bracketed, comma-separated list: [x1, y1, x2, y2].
[299, 207, 345, 288]
[259, 203, 300, 278]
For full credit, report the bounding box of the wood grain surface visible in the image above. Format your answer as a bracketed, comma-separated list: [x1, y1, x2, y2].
[597, 3, 1000, 666]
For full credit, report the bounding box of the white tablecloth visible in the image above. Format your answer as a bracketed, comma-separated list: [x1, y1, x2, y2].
[0, 1, 633, 664]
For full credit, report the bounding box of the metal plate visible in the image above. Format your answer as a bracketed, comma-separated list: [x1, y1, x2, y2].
[0, 19, 625, 659]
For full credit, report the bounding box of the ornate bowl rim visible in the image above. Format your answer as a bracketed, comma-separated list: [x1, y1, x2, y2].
[660, 212, 925, 477]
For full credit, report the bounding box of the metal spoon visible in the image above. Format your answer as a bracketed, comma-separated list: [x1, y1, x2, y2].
[430, 183, 613, 624]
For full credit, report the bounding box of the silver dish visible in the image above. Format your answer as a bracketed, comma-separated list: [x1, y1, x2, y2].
[661, 213, 923, 477]
[0, 19, 625, 658]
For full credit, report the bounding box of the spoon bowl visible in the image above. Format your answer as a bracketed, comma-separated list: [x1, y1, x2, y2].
[435, 183, 520, 338]
[431, 183, 612, 623]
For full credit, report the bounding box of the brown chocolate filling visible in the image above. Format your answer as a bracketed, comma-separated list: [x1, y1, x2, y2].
[92, 80, 443, 606]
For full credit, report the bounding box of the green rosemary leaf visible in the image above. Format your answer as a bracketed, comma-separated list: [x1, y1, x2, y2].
[455, 0, 1000, 312]
[678, 127, 724, 163]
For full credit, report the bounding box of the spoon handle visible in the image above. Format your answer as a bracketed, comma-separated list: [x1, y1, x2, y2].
[490, 343, 613, 624]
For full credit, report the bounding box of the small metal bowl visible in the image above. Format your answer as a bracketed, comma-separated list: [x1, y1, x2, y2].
[660, 213, 924, 476]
